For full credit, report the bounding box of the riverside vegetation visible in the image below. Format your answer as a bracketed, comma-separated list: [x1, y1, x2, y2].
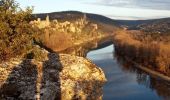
[114, 28, 170, 76]
[1, 0, 170, 99]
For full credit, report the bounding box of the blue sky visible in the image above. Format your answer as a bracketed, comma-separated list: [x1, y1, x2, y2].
[16, 0, 170, 20]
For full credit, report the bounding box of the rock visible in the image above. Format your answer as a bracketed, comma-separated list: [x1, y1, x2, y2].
[59, 54, 106, 100]
[0, 53, 106, 100]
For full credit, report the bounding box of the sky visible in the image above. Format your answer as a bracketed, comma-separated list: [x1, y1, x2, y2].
[16, 0, 170, 20]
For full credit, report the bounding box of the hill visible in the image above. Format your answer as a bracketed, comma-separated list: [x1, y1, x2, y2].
[135, 18, 170, 34]
[116, 18, 170, 33]
[32, 11, 120, 33]
[32, 11, 118, 26]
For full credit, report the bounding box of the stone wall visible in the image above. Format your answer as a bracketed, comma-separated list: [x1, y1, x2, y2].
[30, 15, 99, 35]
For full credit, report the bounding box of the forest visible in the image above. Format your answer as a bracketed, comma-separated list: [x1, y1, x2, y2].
[114, 29, 170, 76]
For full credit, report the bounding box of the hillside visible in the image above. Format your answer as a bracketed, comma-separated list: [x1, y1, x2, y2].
[32, 11, 170, 32]
[113, 17, 170, 77]
[126, 18, 170, 42]
[135, 18, 170, 34]
[116, 18, 170, 32]
[115, 20, 153, 27]
[33, 11, 118, 26]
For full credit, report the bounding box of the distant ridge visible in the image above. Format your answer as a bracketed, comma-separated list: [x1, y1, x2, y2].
[115, 17, 170, 26]
[32, 11, 170, 31]
[32, 11, 118, 27]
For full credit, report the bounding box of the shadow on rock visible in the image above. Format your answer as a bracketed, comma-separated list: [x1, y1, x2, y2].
[0, 54, 38, 99]
[0, 52, 63, 100]
[39, 53, 62, 100]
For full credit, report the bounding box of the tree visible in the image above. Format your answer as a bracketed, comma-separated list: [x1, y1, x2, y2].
[0, 0, 34, 61]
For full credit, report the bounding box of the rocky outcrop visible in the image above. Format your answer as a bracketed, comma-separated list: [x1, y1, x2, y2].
[0, 53, 106, 100]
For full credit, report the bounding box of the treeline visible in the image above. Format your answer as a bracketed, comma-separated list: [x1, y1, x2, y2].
[114, 30, 170, 76]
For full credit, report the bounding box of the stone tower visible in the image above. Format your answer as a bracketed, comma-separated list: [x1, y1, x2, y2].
[37, 18, 41, 22]
[83, 13, 87, 20]
[83, 13, 88, 25]
[46, 15, 49, 22]
[46, 15, 50, 26]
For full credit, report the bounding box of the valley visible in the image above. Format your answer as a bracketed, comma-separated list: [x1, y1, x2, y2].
[0, 0, 170, 99]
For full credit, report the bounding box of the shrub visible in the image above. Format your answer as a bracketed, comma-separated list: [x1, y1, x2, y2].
[0, 0, 34, 62]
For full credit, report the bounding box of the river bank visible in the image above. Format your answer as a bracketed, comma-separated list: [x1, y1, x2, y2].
[122, 56, 170, 82]
[87, 44, 170, 100]
[113, 30, 170, 77]
[1, 28, 170, 100]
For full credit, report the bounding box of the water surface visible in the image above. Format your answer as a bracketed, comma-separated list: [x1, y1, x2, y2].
[87, 45, 170, 100]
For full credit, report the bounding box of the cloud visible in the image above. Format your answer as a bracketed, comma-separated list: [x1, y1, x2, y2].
[91, 0, 170, 10]
[106, 15, 147, 20]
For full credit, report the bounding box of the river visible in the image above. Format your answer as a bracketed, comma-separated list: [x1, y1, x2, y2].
[87, 45, 170, 100]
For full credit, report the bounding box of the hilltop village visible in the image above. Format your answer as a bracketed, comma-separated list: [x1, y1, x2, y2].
[30, 14, 106, 52]
[30, 15, 98, 35]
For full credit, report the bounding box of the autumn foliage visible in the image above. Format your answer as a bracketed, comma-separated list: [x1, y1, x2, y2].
[114, 30, 170, 76]
[0, 0, 35, 61]
[37, 28, 73, 52]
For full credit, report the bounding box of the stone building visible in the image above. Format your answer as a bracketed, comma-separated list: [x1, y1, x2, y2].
[30, 15, 50, 29]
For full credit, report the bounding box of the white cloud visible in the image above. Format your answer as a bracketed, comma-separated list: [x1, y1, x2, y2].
[96, 0, 170, 10]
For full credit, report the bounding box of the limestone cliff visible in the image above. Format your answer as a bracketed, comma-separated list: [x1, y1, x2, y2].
[0, 52, 106, 100]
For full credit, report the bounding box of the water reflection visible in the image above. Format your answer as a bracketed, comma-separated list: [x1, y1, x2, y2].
[114, 53, 170, 100]
[87, 44, 170, 100]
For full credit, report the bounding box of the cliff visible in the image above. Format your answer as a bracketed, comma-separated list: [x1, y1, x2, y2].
[0, 50, 106, 99]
